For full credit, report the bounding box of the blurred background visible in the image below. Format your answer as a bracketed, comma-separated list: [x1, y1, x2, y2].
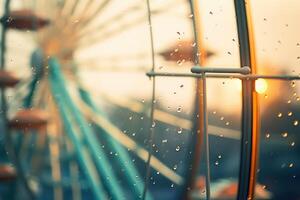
[0, 0, 299, 199]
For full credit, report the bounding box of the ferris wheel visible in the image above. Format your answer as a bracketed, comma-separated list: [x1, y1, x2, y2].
[0, 0, 299, 200]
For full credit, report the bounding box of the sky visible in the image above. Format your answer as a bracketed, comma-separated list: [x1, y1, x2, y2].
[1, 0, 299, 117]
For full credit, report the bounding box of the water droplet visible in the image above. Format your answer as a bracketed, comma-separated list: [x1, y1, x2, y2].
[129, 116, 133, 120]
[266, 133, 270, 139]
[289, 163, 294, 168]
[215, 161, 219, 166]
[180, 84, 184, 88]
[220, 116, 224, 121]
[213, 111, 217, 115]
[173, 165, 178, 170]
[277, 112, 283, 118]
[176, 59, 185, 66]
[291, 142, 295, 146]
[225, 122, 230, 126]
[227, 51, 232, 55]
[175, 146, 181, 152]
[293, 120, 299, 126]
[291, 81, 296, 88]
[177, 106, 182, 113]
[218, 155, 222, 159]
[209, 11, 213, 15]
[282, 132, 288, 138]
[151, 122, 156, 128]
[189, 14, 194, 18]
[162, 139, 168, 143]
[171, 184, 174, 188]
[177, 128, 183, 134]
[287, 100, 291, 104]
[293, 92, 297, 97]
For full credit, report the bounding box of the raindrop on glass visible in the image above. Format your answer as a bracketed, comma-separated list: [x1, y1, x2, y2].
[173, 165, 178, 170]
[177, 106, 182, 113]
[281, 132, 288, 138]
[177, 128, 183, 134]
[291, 142, 295, 146]
[151, 122, 156, 128]
[293, 120, 299, 126]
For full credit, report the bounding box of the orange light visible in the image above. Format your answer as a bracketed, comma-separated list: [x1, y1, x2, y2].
[255, 79, 268, 94]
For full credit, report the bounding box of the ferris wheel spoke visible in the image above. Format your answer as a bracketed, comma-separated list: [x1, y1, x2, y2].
[65, 136, 82, 200]
[76, 3, 143, 40]
[78, 1, 181, 49]
[76, 52, 150, 65]
[74, 96, 184, 186]
[58, 0, 112, 37]
[73, 0, 112, 30]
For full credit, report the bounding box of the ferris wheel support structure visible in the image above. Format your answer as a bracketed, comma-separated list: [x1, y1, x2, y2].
[234, 0, 259, 199]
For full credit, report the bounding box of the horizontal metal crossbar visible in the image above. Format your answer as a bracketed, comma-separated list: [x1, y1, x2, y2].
[146, 71, 300, 80]
[191, 66, 251, 75]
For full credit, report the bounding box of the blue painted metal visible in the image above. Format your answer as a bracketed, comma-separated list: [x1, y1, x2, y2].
[49, 74, 108, 200]
[49, 57, 126, 200]
[79, 87, 153, 200]
[24, 49, 44, 108]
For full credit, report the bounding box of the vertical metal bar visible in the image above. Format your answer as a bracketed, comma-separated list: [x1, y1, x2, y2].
[0, 1, 35, 199]
[234, 0, 259, 199]
[0, 0, 11, 124]
[202, 73, 211, 199]
[185, 1, 209, 199]
[142, 0, 156, 199]
[0, 0, 10, 69]
[65, 137, 82, 200]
